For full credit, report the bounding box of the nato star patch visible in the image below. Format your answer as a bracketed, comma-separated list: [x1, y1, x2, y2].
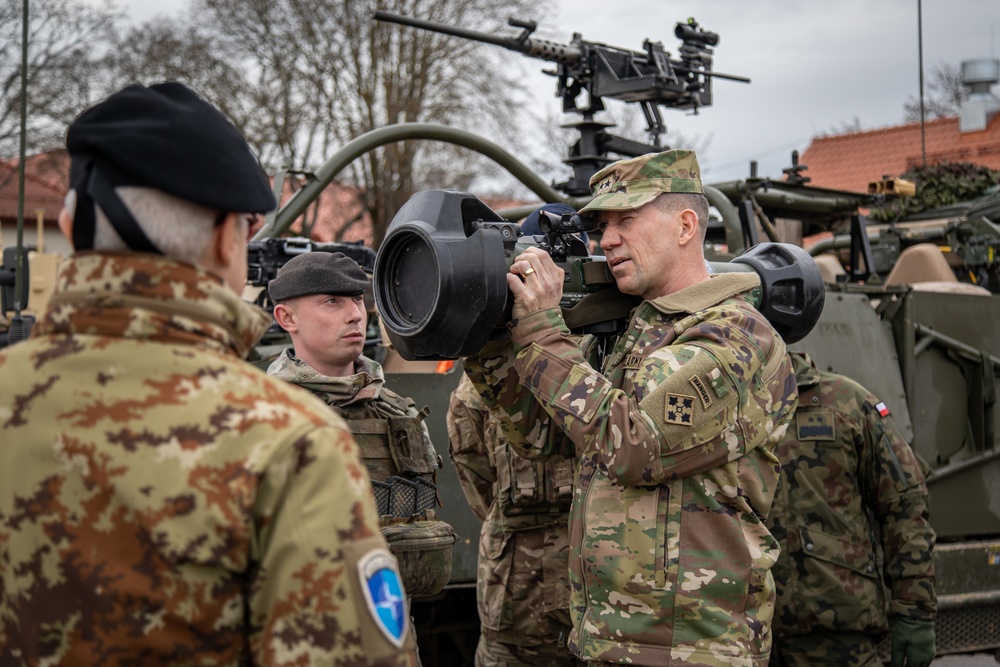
[665, 393, 695, 426]
[358, 549, 408, 646]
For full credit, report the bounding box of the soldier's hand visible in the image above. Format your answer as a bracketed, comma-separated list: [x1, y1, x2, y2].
[507, 247, 564, 320]
[889, 617, 936, 667]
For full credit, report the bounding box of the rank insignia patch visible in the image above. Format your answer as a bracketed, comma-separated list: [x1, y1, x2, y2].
[358, 549, 408, 646]
[665, 393, 695, 426]
[797, 410, 835, 441]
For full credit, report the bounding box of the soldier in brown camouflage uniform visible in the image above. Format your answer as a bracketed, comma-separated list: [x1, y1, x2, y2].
[446, 203, 583, 667]
[447, 372, 580, 667]
[767, 352, 937, 667]
[0, 83, 417, 666]
[464, 150, 798, 666]
[265, 251, 456, 662]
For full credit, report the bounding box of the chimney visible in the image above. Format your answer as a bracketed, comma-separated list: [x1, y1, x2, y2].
[959, 58, 1000, 133]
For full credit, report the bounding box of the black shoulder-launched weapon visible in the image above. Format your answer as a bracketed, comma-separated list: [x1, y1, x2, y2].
[373, 11, 748, 196]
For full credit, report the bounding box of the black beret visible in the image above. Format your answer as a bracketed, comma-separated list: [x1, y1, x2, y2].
[268, 252, 370, 302]
[66, 82, 275, 214]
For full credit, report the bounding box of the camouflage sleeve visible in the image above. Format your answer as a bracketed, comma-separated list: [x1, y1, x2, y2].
[251, 423, 419, 666]
[463, 336, 576, 460]
[446, 374, 497, 522]
[861, 398, 937, 621]
[504, 306, 789, 487]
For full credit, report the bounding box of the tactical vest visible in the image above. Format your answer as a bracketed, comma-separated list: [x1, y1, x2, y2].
[494, 441, 574, 529]
[331, 388, 439, 483]
[330, 389, 455, 599]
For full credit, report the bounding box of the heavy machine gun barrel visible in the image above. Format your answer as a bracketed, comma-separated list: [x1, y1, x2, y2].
[372, 10, 747, 195]
[373, 10, 582, 66]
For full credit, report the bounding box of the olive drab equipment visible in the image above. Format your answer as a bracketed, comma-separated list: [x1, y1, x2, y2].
[493, 443, 574, 530]
[331, 387, 456, 600]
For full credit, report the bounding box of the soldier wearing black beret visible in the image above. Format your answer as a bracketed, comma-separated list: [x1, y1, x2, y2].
[268, 251, 370, 302]
[267, 250, 452, 628]
[0, 82, 420, 666]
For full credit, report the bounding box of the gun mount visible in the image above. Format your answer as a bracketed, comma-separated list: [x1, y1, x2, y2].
[373, 11, 748, 196]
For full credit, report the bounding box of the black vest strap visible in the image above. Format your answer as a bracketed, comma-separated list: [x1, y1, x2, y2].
[71, 161, 162, 254]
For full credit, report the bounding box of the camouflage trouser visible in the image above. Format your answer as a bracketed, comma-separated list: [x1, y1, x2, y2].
[475, 628, 583, 667]
[769, 630, 882, 666]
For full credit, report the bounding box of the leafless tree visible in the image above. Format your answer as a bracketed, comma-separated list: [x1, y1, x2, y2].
[904, 61, 1000, 122]
[0, 0, 121, 156]
[187, 0, 549, 247]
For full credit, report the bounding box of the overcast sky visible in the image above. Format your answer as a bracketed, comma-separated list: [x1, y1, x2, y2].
[118, 0, 998, 184]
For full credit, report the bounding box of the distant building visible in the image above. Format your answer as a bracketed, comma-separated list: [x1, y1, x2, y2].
[0, 157, 68, 256]
[2, 149, 534, 251]
[800, 59, 1000, 193]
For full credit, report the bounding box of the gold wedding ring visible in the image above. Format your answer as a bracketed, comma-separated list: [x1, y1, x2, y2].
[523, 267, 536, 277]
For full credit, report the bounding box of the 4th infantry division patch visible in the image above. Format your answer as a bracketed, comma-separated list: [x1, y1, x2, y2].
[665, 393, 695, 426]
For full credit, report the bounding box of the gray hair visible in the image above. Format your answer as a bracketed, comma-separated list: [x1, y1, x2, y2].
[66, 186, 218, 261]
[654, 192, 710, 242]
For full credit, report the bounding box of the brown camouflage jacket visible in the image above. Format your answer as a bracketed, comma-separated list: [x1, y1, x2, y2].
[465, 272, 798, 666]
[446, 374, 573, 645]
[768, 352, 937, 636]
[0, 252, 417, 667]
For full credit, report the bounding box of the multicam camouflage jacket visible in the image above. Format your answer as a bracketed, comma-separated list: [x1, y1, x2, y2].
[446, 374, 573, 645]
[465, 272, 798, 666]
[768, 352, 937, 636]
[0, 252, 417, 667]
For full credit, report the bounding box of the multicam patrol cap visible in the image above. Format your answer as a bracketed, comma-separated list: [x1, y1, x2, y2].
[578, 149, 702, 214]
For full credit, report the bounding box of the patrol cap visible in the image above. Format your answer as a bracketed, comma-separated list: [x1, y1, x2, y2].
[268, 252, 369, 302]
[66, 82, 276, 253]
[578, 149, 702, 214]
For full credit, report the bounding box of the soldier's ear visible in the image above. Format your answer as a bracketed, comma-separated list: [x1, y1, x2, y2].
[677, 208, 699, 246]
[272, 302, 298, 333]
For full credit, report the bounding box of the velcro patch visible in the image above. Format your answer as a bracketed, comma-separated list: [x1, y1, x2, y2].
[358, 549, 408, 647]
[875, 401, 890, 417]
[707, 367, 729, 398]
[796, 411, 835, 441]
[689, 375, 713, 409]
[664, 393, 696, 426]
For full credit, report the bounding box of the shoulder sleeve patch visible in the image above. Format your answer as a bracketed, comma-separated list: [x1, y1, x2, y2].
[664, 393, 696, 426]
[639, 347, 739, 446]
[358, 548, 409, 647]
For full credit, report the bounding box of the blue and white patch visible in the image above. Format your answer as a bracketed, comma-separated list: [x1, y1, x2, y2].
[358, 549, 408, 647]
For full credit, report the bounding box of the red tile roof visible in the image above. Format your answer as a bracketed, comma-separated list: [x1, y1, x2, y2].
[799, 114, 1000, 193]
[4, 150, 536, 246]
[0, 159, 64, 225]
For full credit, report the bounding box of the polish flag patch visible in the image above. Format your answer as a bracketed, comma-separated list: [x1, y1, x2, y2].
[875, 401, 890, 417]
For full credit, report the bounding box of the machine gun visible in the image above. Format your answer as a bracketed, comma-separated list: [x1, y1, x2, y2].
[373, 11, 748, 196]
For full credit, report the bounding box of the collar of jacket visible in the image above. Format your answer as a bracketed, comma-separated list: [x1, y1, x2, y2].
[36, 251, 272, 359]
[267, 349, 384, 405]
[789, 350, 821, 389]
[648, 272, 760, 316]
